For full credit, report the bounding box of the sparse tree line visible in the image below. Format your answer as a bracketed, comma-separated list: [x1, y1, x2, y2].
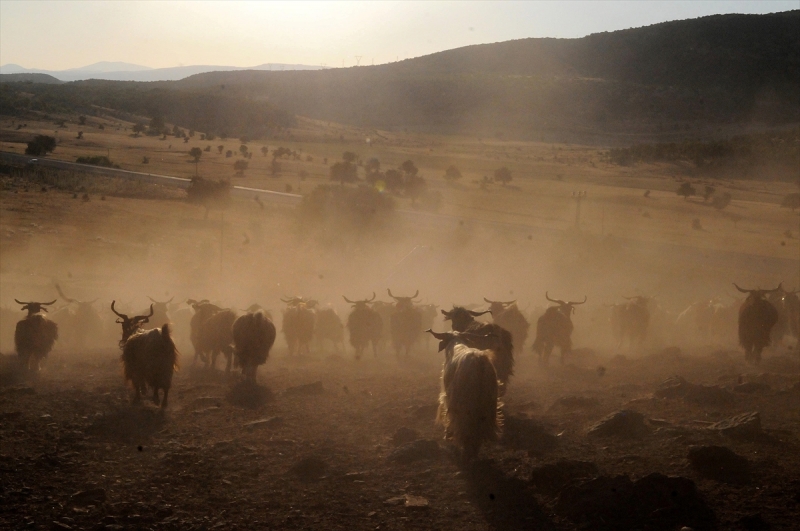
[607, 129, 799, 180]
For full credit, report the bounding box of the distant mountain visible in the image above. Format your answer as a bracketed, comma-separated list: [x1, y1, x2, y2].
[0, 62, 325, 82]
[64, 61, 152, 72]
[0, 73, 63, 84]
[175, 11, 800, 141]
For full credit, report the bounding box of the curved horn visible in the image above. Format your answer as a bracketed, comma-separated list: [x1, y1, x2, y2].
[770, 282, 784, 293]
[110, 300, 128, 319]
[280, 297, 294, 303]
[368, 292, 376, 302]
[732, 283, 751, 294]
[55, 284, 77, 304]
[387, 289, 398, 300]
[14, 299, 29, 305]
[546, 292, 566, 305]
[134, 304, 154, 322]
[568, 296, 588, 305]
[483, 297, 496, 304]
[425, 329, 451, 340]
[342, 295, 356, 304]
[468, 309, 492, 317]
[411, 290, 420, 299]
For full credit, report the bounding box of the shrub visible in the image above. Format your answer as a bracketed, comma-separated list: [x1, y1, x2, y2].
[76, 155, 118, 168]
[298, 184, 395, 229]
[677, 181, 696, 199]
[25, 135, 56, 156]
[712, 192, 732, 210]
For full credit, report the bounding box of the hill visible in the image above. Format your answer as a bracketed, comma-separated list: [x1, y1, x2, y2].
[174, 11, 800, 142]
[0, 62, 326, 82]
[0, 73, 63, 85]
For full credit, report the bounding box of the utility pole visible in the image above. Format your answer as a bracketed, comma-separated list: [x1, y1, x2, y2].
[572, 191, 587, 228]
[355, 55, 362, 66]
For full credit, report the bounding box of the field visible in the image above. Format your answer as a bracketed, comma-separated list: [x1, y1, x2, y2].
[1, 113, 799, 530]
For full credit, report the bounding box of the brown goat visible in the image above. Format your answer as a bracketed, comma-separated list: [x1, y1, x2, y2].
[232, 310, 276, 382]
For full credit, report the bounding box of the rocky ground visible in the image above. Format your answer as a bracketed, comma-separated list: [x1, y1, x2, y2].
[1, 345, 799, 531]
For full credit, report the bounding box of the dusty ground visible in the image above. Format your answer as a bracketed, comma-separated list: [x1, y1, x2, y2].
[1, 119, 799, 530]
[1, 343, 799, 531]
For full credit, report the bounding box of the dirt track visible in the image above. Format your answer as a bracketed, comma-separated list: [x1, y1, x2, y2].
[2, 344, 799, 531]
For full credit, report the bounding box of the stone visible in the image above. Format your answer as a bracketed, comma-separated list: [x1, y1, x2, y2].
[391, 427, 419, 447]
[587, 410, 649, 439]
[733, 382, 771, 394]
[387, 439, 440, 464]
[655, 375, 690, 399]
[529, 460, 599, 494]
[403, 495, 429, 508]
[687, 445, 750, 483]
[708, 412, 762, 441]
[556, 473, 714, 530]
[501, 416, 558, 452]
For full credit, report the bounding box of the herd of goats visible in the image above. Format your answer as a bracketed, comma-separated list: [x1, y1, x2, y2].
[7, 282, 800, 460]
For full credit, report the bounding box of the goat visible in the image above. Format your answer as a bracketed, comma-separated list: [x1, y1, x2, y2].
[122, 324, 179, 408]
[232, 310, 276, 382]
[14, 299, 58, 371]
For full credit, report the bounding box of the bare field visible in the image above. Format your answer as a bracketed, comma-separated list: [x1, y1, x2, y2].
[1, 116, 800, 530]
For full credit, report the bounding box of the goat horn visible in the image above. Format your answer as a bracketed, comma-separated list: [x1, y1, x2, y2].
[368, 292, 376, 302]
[546, 292, 566, 305]
[569, 296, 588, 305]
[732, 283, 751, 294]
[55, 284, 77, 303]
[387, 289, 398, 300]
[468, 309, 492, 317]
[110, 300, 128, 319]
[342, 295, 356, 304]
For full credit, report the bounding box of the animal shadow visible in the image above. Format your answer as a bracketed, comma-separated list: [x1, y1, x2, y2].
[464, 459, 554, 530]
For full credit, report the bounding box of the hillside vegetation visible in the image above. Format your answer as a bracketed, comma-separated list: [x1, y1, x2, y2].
[175, 11, 800, 141]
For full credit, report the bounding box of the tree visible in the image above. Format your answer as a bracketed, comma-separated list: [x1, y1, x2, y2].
[132, 123, 146, 137]
[384, 169, 404, 192]
[173, 125, 184, 138]
[330, 161, 357, 185]
[150, 116, 165, 132]
[25, 135, 56, 156]
[218, 145, 224, 154]
[239, 144, 248, 157]
[189, 147, 203, 162]
[400, 160, 418, 177]
[444, 165, 462, 181]
[494, 167, 512, 185]
[343, 151, 357, 164]
[142, 156, 149, 164]
[76, 131, 84, 139]
[703, 185, 716, 202]
[234, 160, 249, 175]
[261, 146, 268, 157]
[204, 145, 211, 152]
[365, 158, 381, 184]
[712, 192, 732, 210]
[677, 181, 696, 200]
[226, 150, 233, 158]
[78, 115, 86, 125]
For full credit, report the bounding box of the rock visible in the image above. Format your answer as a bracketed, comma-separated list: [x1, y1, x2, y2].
[403, 495, 429, 508]
[655, 375, 691, 399]
[733, 382, 771, 394]
[683, 384, 735, 407]
[557, 473, 714, 530]
[391, 427, 419, 447]
[550, 395, 599, 410]
[688, 445, 750, 483]
[709, 412, 762, 441]
[283, 381, 324, 396]
[387, 439, 440, 464]
[501, 416, 558, 453]
[289, 456, 327, 481]
[51, 522, 72, 530]
[69, 488, 106, 507]
[587, 410, 649, 439]
[243, 416, 284, 429]
[736, 513, 771, 531]
[529, 460, 599, 494]
[655, 375, 735, 406]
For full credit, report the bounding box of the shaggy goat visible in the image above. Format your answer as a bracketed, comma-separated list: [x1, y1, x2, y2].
[735, 283, 780, 364]
[232, 310, 276, 382]
[111, 301, 153, 348]
[388, 289, 423, 358]
[122, 324, 179, 407]
[14, 299, 58, 371]
[484, 298, 530, 356]
[441, 306, 514, 396]
[344, 293, 382, 360]
[427, 329, 501, 463]
[198, 309, 238, 371]
[281, 297, 315, 356]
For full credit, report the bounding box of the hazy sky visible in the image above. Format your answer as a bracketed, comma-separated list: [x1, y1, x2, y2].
[1, 1, 796, 70]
